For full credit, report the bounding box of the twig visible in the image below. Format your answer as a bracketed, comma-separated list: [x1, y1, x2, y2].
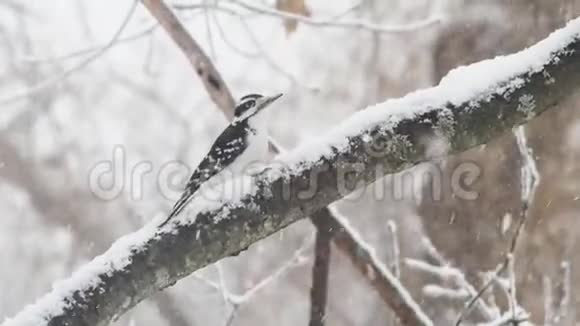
[456, 126, 539, 325]
[423, 284, 469, 300]
[180, 2, 308, 85]
[543, 276, 554, 326]
[19, 5, 220, 65]
[515, 126, 540, 207]
[478, 310, 529, 326]
[0, 0, 138, 104]
[387, 220, 401, 326]
[141, 0, 237, 118]
[556, 261, 572, 323]
[18, 23, 158, 64]
[330, 0, 365, 20]
[172, 2, 250, 18]
[332, 210, 434, 326]
[226, 0, 441, 33]
[230, 236, 312, 304]
[506, 254, 518, 322]
[454, 238, 520, 325]
[192, 235, 314, 326]
[210, 9, 260, 59]
[410, 237, 498, 322]
[387, 221, 401, 278]
[405, 257, 496, 322]
[421, 237, 447, 264]
[405, 258, 463, 282]
[236, 17, 313, 89]
[203, 0, 217, 61]
[215, 262, 233, 325]
[454, 205, 522, 324]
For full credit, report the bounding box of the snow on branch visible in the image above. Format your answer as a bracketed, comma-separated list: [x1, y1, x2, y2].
[4, 17, 580, 326]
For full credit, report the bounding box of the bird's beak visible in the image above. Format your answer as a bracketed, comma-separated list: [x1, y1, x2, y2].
[257, 93, 283, 112]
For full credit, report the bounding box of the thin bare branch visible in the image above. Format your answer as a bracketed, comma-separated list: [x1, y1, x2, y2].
[230, 236, 313, 304]
[237, 18, 305, 86]
[506, 254, 519, 322]
[456, 126, 540, 325]
[141, 0, 237, 118]
[387, 221, 401, 278]
[387, 220, 401, 326]
[0, 0, 138, 105]
[557, 261, 572, 323]
[192, 235, 313, 326]
[332, 210, 433, 326]
[543, 276, 554, 326]
[225, 0, 441, 34]
[17, 23, 157, 65]
[405, 257, 497, 322]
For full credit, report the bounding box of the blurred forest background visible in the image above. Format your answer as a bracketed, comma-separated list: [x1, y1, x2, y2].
[1, 0, 580, 325]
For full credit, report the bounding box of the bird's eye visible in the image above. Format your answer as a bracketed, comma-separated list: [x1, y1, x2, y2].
[246, 100, 256, 108]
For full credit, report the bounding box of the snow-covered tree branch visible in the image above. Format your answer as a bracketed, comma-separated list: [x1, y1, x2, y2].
[4, 17, 580, 326]
[138, 1, 425, 324]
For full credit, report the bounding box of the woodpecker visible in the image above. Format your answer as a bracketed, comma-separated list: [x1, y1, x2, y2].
[159, 93, 283, 227]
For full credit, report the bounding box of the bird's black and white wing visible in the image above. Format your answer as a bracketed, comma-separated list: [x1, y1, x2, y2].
[159, 121, 250, 226]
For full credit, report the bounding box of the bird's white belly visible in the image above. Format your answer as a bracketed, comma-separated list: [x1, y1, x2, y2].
[234, 131, 269, 173]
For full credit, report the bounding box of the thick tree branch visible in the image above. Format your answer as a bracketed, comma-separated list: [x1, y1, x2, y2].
[139, 2, 412, 324]
[4, 17, 580, 326]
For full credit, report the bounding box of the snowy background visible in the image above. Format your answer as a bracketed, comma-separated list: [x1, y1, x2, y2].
[1, 0, 580, 325]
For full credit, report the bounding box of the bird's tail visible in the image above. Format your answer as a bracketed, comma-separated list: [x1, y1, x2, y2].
[159, 188, 195, 227]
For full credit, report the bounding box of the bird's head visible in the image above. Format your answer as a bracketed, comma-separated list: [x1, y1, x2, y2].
[233, 93, 283, 123]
